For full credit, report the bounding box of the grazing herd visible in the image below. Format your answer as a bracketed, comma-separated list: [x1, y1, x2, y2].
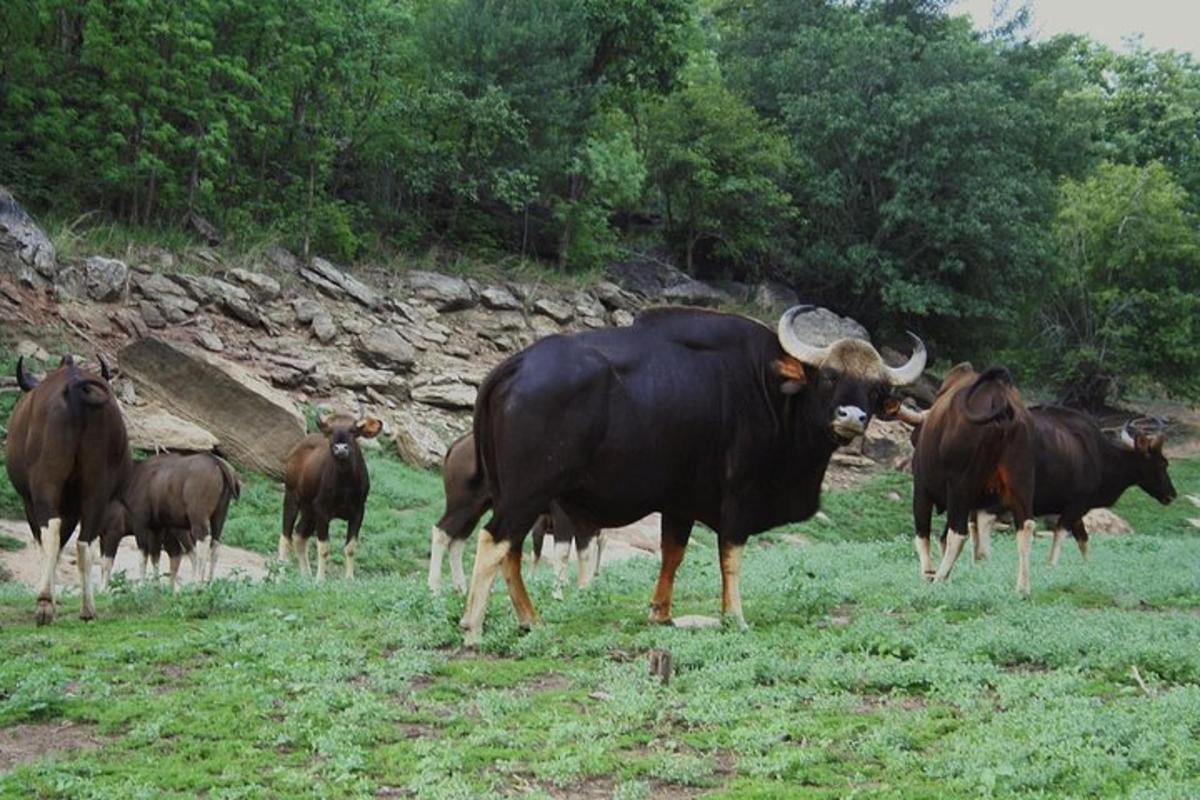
[2, 304, 1180, 642]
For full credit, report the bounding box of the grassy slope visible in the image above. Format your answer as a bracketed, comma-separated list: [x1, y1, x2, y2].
[3, 346, 1200, 798]
[0, 452, 1197, 798]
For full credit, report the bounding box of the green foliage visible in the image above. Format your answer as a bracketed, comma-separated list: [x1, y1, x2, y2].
[1036, 161, 1200, 406]
[646, 78, 793, 276]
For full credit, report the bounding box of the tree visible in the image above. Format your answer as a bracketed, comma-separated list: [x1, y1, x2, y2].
[1039, 161, 1200, 408]
[646, 80, 792, 275]
[718, 0, 1061, 348]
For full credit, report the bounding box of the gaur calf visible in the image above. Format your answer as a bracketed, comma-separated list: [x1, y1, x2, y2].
[430, 432, 600, 598]
[279, 412, 381, 580]
[5, 355, 131, 624]
[100, 452, 241, 591]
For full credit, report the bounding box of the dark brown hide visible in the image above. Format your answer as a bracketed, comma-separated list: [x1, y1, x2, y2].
[280, 413, 381, 579]
[5, 357, 131, 623]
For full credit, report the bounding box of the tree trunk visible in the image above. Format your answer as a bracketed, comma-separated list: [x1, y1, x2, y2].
[303, 159, 315, 260]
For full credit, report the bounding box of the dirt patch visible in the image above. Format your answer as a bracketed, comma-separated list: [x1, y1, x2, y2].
[855, 694, 927, 714]
[397, 722, 442, 739]
[0, 720, 109, 773]
[0, 518, 269, 592]
[521, 673, 571, 693]
[535, 776, 712, 800]
[827, 604, 854, 628]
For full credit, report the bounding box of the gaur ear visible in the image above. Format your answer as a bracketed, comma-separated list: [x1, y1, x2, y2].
[880, 396, 902, 419]
[356, 417, 383, 439]
[316, 413, 334, 433]
[772, 357, 809, 395]
[98, 355, 112, 381]
[1135, 434, 1164, 453]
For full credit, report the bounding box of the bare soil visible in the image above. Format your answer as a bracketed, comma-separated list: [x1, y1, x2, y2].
[0, 518, 268, 592]
[0, 720, 109, 774]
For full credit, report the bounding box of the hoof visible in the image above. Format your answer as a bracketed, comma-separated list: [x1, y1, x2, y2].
[462, 630, 483, 649]
[921, 571, 936, 583]
[647, 605, 673, 625]
[79, 609, 96, 622]
[552, 588, 565, 601]
[35, 601, 55, 626]
[723, 614, 750, 632]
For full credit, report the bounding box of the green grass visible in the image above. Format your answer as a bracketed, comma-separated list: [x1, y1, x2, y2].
[4, 343, 1200, 797]
[0, 451, 1197, 798]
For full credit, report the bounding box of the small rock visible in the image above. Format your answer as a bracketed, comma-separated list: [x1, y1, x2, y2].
[671, 615, 722, 629]
[327, 366, 394, 389]
[183, 210, 222, 245]
[227, 268, 281, 301]
[293, 298, 325, 325]
[392, 412, 449, 469]
[1082, 508, 1132, 535]
[83, 256, 129, 301]
[311, 314, 338, 344]
[752, 280, 799, 312]
[533, 298, 574, 324]
[139, 301, 167, 329]
[194, 331, 224, 352]
[661, 278, 727, 308]
[159, 297, 195, 324]
[16, 340, 50, 362]
[887, 491, 903, 503]
[341, 317, 372, 336]
[265, 245, 301, 273]
[301, 257, 382, 309]
[407, 270, 476, 311]
[411, 382, 477, 410]
[611, 309, 635, 327]
[356, 328, 416, 371]
[480, 286, 522, 311]
[831, 452, 876, 469]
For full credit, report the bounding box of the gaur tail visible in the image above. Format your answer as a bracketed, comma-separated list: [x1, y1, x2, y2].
[65, 363, 114, 416]
[963, 367, 1018, 425]
[212, 455, 242, 501]
[472, 353, 523, 501]
[15, 357, 38, 391]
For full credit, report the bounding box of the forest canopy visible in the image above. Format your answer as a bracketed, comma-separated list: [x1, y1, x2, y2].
[1, 0, 1198, 405]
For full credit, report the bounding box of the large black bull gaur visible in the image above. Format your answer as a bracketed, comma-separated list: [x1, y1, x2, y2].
[459, 306, 926, 645]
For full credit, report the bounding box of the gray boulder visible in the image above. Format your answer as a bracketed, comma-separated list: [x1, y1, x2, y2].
[661, 277, 727, 308]
[783, 306, 869, 345]
[480, 286, 522, 311]
[0, 186, 56, 286]
[83, 256, 129, 302]
[120, 337, 305, 479]
[753, 281, 799, 313]
[407, 270, 476, 311]
[533, 297, 574, 324]
[265, 245, 301, 273]
[356, 328, 416, 371]
[301, 257, 382, 309]
[392, 412, 449, 470]
[227, 268, 281, 301]
[124, 403, 220, 453]
[411, 382, 477, 410]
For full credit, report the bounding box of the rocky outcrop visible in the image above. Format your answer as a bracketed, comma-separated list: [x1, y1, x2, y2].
[0, 187, 56, 287]
[480, 286, 522, 311]
[661, 277, 728, 308]
[119, 337, 305, 479]
[227, 268, 281, 301]
[301, 257, 382, 309]
[411, 381, 477, 410]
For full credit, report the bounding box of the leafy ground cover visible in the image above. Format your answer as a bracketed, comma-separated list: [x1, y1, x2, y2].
[0, 447, 1197, 798]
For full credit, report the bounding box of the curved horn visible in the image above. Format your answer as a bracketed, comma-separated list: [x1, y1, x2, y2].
[1119, 421, 1137, 450]
[883, 332, 927, 387]
[98, 355, 112, 382]
[15, 357, 38, 392]
[895, 404, 928, 427]
[777, 305, 830, 366]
